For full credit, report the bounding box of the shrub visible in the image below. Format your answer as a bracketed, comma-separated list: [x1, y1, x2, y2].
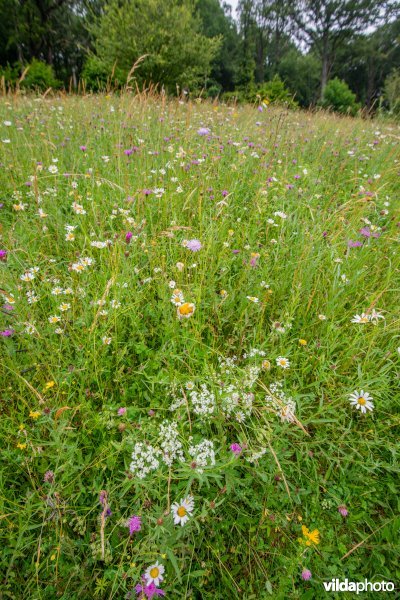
[20, 59, 60, 91]
[248, 75, 298, 108]
[383, 69, 400, 116]
[81, 56, 124, 92]
[321, 78, 360, 116]
[0, 63, 20, 89]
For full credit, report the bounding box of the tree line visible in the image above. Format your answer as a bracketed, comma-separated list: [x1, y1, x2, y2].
[0, 0, 399, 113]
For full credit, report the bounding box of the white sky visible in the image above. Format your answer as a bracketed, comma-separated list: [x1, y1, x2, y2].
[225, 0, 239, 18]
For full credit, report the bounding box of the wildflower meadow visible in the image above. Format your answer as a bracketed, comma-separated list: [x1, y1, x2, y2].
[1, 94, 399, 599]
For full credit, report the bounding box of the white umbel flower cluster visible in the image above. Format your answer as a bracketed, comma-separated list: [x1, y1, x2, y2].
[159, 420, 184, 466]
[190, 384, 215, 416]
[188, 439, 216, 472]
[129, 443, 161, 479]
[266, 382, 296, 423]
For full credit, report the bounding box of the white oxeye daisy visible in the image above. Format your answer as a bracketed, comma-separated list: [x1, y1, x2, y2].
[349, 390, 374, 414]
[246, 296, 259, 303]
[144, 561, 165, 586]
[170, 289, 184, 306]
[276, 356, 290, 369]
[102, 336, 112, 345]
[351, 313, 370, 324]
[48, 315, 61, 324]
[186, 381, 195, 391]
[171, 495, 194, 526]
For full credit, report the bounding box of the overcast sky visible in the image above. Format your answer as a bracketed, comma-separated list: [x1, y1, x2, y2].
[225, 0, 239, 18]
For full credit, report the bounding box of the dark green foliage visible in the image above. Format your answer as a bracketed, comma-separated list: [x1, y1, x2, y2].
[321, 78, 361, 115]
[248, 74, 298, 107]
[20, 59, 60, 90]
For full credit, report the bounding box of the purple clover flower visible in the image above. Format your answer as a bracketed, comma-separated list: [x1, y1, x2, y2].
[230, 443, 242, 456]
[301, 569, 312, 581]
[127, 515, 142, 535]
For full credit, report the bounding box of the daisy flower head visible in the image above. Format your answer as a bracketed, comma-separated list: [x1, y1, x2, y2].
[246, 296, 259, 303]
[276, 356, 290, 369]
[171, 494, 194, 526]
[170, 289, 184, 306]
[349, 390, 374, 414]
[177, 302, 195, 319]
[351, 313, 370, 324]
[144, 562, 165, 587]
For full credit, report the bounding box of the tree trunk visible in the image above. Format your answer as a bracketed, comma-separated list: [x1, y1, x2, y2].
[320, 33, 329, 100]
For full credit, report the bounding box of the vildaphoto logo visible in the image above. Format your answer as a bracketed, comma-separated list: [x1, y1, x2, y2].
[323, 579, 395, 594]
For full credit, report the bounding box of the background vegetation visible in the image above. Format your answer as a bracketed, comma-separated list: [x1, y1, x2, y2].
[0, 0, 400, 114]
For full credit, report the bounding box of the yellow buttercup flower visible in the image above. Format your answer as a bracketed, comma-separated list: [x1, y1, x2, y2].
[44, 381, 55, 390]
[17, 442, 27, 450]
[299, 339, 307, 346]
[29, 410, 40, 420]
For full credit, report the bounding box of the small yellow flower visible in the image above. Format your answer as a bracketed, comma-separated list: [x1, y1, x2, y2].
[301, 525, 320, 545]
[19, 423, 26, 431]
[220, 290, 228, 298]
[228, 229, 234, 237]
[17, 442, 27, 450]
[29, 410, 40, 420]
[262, 359, 271, 370]
[44, 381, 55, 390]
[299, 339, 307, 346]
[50, 554, 56, 561]
[161, 553, 167, 559]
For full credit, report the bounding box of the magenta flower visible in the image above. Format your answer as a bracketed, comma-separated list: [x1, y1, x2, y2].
[230, 443, 242, 456]
[338, 505, 348, 517]
[301, 569, 312, 581]
[347, 240, 362, 248]
[127, 515, 142, 535]
[79, 145, 87, 152]
[0, 329, 14, 337]
[118, 407, 127, 416]
[126, 232, 133, 243]
[185, 239, 202, 252]
[135, 581, 165, 599]
[0, 249, 7, 260]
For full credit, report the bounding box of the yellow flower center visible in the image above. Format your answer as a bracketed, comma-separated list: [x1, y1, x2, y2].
[358, 397, 366, 405]
[179, 303, 193, 316]
[150, 567, 159, 579]
[177, 506, 187, 517]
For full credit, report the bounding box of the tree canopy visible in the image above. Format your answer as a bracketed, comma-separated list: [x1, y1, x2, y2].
[0, 0, 399, 112]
